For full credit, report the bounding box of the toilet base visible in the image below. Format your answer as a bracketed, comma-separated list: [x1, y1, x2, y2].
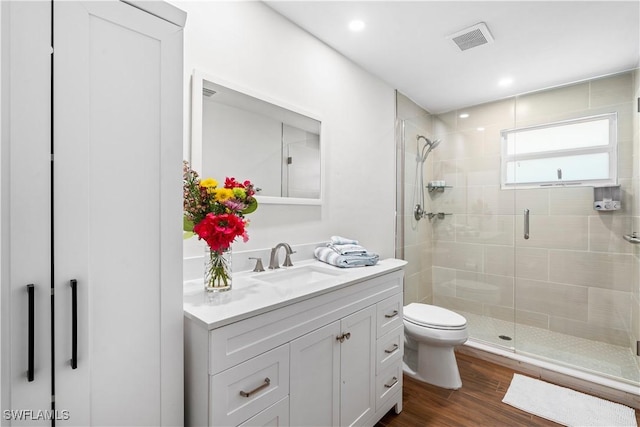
[403, 343, 463, 390]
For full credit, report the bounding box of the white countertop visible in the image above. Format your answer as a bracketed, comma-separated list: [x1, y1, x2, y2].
[183, 258, 407, 330]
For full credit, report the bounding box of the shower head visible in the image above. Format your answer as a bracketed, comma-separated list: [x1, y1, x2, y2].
[416, 135, 441, 161]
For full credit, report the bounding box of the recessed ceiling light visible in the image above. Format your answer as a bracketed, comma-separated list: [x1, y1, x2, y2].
[498, 77, 513, 87]
[477, 127, 485, 131]
[348, 20, 365, 32]
[459, 113, 470, 119]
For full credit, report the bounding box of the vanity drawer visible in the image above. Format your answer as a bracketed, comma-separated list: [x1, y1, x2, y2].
[238, 396, 289, 427]
[376, 363, 403, 412]
[376, 293, 403, 338]
[376, 326, 403, 374]
[210, 344, 289, 427]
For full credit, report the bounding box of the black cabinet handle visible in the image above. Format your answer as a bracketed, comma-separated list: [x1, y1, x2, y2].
[70, 279, 77, 369]
[384, 310, 399, 319]
[27, 284, 34, 382]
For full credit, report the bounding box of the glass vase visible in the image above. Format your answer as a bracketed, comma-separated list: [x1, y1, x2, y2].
[204, 246, 232, 293]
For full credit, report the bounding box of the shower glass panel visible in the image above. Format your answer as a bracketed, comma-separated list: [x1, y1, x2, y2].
[430, 100, 517, 350]
[512, 72, 640, 386]
[427, 98, 518, 353]
[399, 114, 436, 306]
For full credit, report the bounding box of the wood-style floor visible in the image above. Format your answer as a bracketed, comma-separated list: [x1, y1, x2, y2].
[376, 352, 640, 426]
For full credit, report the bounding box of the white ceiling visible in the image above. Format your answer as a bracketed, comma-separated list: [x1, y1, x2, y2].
[265, 1, 640, 114]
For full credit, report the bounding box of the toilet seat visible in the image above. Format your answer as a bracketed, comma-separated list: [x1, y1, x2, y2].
[404, 303, 466, 330]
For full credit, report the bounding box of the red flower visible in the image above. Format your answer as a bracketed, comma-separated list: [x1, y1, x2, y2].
[193, 212, 247, 252]
[224, 177, 244, 189]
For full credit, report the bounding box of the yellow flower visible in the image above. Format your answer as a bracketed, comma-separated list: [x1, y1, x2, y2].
[200, 178, 218, 189]
[214, 188, 234, 202]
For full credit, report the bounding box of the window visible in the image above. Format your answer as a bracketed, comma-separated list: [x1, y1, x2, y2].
[501, 113, 617, 188]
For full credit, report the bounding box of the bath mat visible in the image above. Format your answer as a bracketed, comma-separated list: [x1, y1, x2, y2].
[502, 374, 637, 427]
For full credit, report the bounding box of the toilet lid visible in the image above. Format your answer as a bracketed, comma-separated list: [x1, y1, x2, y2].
[404, 303, 467, 329]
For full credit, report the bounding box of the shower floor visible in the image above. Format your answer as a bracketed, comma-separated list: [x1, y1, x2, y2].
[460, 311, 640, 384]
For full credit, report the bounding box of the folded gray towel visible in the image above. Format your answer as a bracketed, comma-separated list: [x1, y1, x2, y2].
[314, 246, 379, 268]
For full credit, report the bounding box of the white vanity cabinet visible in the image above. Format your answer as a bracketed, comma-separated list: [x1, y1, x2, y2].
[184, 263, 405, 427]
[290, 306, 376, 427]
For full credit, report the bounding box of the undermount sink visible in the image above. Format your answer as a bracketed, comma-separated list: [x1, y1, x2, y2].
[255, 264, 346, 285]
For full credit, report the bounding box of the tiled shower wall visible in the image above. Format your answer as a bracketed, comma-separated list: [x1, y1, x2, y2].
[430, 71, 639, 349]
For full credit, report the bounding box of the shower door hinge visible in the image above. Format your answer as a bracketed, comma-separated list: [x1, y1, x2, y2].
[287, 157, 292, 165]
[637, 340, 640, 357]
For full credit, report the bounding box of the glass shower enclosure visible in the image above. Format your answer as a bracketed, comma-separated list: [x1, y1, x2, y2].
[397, 70, 640, 388]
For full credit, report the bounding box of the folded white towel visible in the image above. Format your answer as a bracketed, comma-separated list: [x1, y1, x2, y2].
[327, 243, 367, 256]
[330, 235, 359, 245]
[314, 246, 379, 268]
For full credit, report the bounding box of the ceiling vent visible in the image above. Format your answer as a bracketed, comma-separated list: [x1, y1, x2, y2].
[202, 87, 217, 97]
[447, 22, 494, 51]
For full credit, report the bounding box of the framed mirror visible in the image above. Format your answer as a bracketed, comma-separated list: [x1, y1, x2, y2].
[190, 70, 323, 205]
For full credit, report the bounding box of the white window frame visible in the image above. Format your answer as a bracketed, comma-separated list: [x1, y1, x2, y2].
[501, 113, 618, 189]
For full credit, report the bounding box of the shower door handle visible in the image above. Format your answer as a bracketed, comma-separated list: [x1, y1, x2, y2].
[524, 209, 530, 240]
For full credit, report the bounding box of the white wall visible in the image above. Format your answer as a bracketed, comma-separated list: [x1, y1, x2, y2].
[174, 1, 397, 261]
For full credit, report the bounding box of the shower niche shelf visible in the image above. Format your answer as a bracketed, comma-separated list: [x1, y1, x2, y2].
[427, 182, 452, 193]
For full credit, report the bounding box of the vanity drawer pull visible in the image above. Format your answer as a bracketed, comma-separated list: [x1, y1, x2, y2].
[239, 377, 271, 398]
[384, 376, 398, 389]
[384, 344, 399, 354]
[384, 310, 398, 319]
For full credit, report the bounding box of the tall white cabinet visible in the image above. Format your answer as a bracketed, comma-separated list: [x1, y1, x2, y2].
[1, 1, 185, 425]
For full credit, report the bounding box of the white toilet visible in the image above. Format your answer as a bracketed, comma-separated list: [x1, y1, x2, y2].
[402, 303, 468, 389]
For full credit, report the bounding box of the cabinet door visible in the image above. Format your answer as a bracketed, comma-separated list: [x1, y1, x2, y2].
[290, 321, 341, 427]
[3, 2, 53, 424]
[238, 397, 289, 427]
[52, 2, 184, 425]
[340, 306, 376, 427]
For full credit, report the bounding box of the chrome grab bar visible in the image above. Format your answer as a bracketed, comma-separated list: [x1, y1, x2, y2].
[524, 209, 530, 240]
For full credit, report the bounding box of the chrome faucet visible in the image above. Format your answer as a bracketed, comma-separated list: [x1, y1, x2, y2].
[268, 243, 295, 269]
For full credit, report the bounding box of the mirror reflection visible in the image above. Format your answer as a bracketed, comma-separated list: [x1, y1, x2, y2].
[192, 71, 322, 204]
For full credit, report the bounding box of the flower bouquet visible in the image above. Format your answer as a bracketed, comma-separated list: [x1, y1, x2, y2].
[183, 161, 258, 292]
